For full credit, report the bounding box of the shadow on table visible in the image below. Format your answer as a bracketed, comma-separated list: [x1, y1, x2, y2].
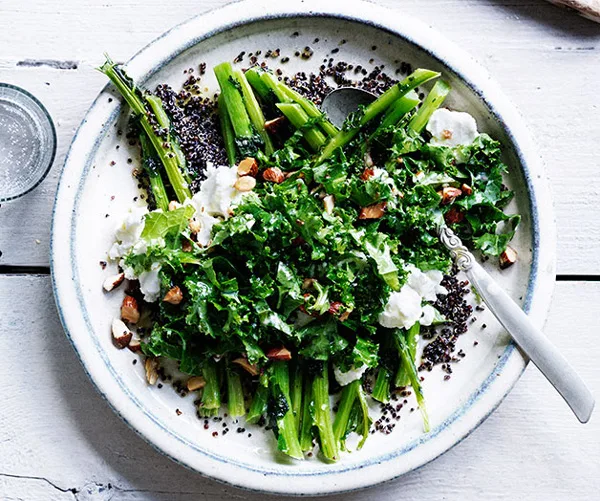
[487, 0, 600, 37]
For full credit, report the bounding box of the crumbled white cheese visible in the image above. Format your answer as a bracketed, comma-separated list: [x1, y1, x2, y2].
[138, 262, 161, 302]
[190, 163, 245, 219]
[108, 206, 148, 259]
[378, 265, 447, 329]
[378, 285, 423, 330]
[426, 108, 478, 148]
[334, 364, 368, 386]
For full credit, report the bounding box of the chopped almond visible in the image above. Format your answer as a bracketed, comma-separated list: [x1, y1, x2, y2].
[182, 240, 193, 252]
[364, 151, 374, 168]
[266, 347, 292, 361]
[127, 338, 142, 353]
[302, 278, 316, 290]
[438, 186, 462, 205]
[445, 207, 465, 225]
[360, 168, 375, 181]
[145, 358, 159, 385]
[262, 167, 285, 184]
[187, 376, 206, 391]
[121, 295, 140, 324]
[323, 195, 335, 215]
[111, 318, 132, 349]
[234, 175, 257, 192]
[237, 157, 258, 177]
[461, 183, 473, 195]
[339, 309, 352, 322]
[499, 246, 518, 269]
[163, 286, 183, 305]
[189, 219, 201, 235]
[359, 202, 387, 220]
[232, 357, 260, 376]
[103, 272, 125, 292]
[328, 301, 343, 315]
[264, 116, 286, 135]
[168, 200, 182, 211]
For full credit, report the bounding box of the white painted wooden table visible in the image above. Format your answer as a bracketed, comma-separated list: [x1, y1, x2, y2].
[1, 1, 599, 499]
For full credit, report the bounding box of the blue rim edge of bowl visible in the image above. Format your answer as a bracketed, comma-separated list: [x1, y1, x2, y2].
[50, 1, 556, 496]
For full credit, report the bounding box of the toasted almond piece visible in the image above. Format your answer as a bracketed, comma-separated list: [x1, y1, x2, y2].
[264, 116, 286, 135]
[121, 295, 140, 324]
[182, 240, 193, 252]
[438, 186, 462, 205]
[111, 318, 132, 349]
[127, 338, 142, 353]
[266, 347, 292, 361]
[186, 376, 206, 391]
[145, 358, 159, 385]
[444, 207, 465, 225]
[364, 151, 374, 168]
[103, 272, 125, 292]
[302, 278, 316, 290]
[358, 202, 387, 220]
[189, 219, 201, 235]
[360, 168, 375, 181]
[461, 183, 473, 196]
[168, 200, 182, 211]
[339, 309, 352, 322]
[499, 246, 518, 269]
[263, 167, 285, 184]
[234, 175, 257, 192]
[323, 195, 335, 215]
[163, 286, 183, 305]
[328, 301, 343, 315]
[237, 157, 258, 177]
[232, 357, 260, 376]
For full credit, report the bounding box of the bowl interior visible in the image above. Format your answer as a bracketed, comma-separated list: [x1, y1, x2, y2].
[54, 10, 551, 495]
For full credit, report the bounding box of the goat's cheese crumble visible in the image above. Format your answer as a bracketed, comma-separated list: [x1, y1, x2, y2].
[426, 108, 478, 148]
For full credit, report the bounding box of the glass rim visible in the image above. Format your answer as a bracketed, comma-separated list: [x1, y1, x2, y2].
[0, 82, 57, 202]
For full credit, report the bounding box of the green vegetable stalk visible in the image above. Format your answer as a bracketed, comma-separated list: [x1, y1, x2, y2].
[316, 69, 440, 163]
[372, 367, 392, 403]
[246, 374, 269, 424]
[226, 365, 246, 418]
[270, 361, 304, 460]
[276, 103, 327, 151]
[395, 322, 420, 387]
[214, 62, 262, 158]
[98, 55, 191, 202]
[299, 376, 314, 452]
[408, 79, 451, 133]
[394, 329, 430, 432]
[234, 69, 274, 155]
[218, 94, 237, 166]
[290, 362, 303, 433]
[277, 84, 338, 138]
[199, 359, 221, 418]
[139, 133, 169, 212]
[312, 362, 339, 461]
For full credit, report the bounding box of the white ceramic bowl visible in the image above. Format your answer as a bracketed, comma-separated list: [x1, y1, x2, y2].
[51, 0, 556, 495]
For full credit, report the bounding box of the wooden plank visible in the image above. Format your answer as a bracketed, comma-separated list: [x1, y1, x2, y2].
[0, 0, 598, 272]
[0, 275, 598, 499]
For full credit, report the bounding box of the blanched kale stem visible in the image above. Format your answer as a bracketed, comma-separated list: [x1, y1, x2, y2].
[276, 103, 327, 151]
[312, 363, 339, 461]
[299, 376, 314, 452]
[226, 365, 246, 418]
[218, 94, 237, 166]
[246, 376, 269, 424]
[394, 322, 420, 387]
[408, 79, 451, 133]
[98, 55, 191, 202]
[139, 133, 169, 212]
[199, 359, 221, 418]
[271, 361, 304, 460]
[316, 69, 440, 163]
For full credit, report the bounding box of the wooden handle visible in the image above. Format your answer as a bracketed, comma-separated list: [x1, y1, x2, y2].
[546, 0, 600, 23]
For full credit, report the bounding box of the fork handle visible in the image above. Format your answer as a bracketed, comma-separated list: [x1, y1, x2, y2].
[438, 226, 595, 423]
[466, 260, 595, 423]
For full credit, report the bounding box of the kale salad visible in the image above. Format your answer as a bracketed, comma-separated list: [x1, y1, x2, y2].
[100, 52, 519, 462]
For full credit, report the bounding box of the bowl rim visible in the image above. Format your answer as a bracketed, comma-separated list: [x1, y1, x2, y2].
[50, 0, 557, 495]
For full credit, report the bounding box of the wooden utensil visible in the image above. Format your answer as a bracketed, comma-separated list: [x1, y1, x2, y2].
[546, 0, 600, 23]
